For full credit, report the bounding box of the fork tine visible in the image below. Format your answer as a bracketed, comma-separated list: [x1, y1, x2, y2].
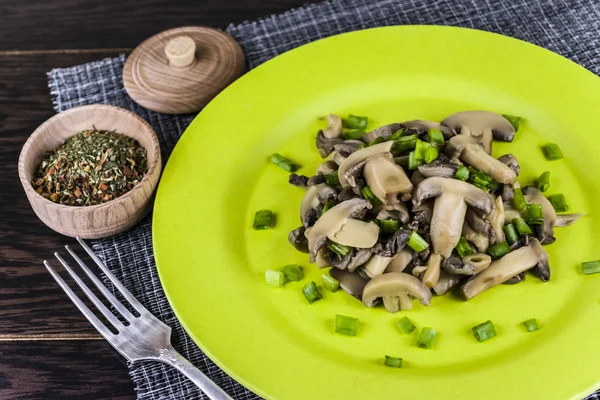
[44, 260, 114, 339]
[54, 252, 125, 331]
[65, 245, 136, 321]
[76, 237, 148, 315]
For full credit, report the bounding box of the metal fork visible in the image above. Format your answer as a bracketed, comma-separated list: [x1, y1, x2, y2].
[44, 237, 232, 400]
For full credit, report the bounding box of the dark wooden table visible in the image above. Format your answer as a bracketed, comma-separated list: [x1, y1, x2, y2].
[0, 1, 314, 398]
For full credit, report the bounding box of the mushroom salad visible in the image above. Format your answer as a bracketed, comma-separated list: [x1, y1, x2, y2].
[286, 110, 583, 313]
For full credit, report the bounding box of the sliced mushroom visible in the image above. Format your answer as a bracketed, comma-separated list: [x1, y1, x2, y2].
[316, 131, 343, 157]
[461, 238, 548, 300]
[347, 248, 373, 272]
[359, 254, 395, 279]
[322, 114, 343, 139]
[385, 248, 414, 273]
[333, 140, 364, 157]
[288, 226, 309, 253]
[446, 135, 517, 184]
[377, 228, 411, 257]
[315, 247, 329, 268]
[556, 213, 584, 227]
[410, 199, 434, 233]
[501, 184, 514, 202]
[413, 177, 493, 258]
[394, 155, 409, 169]
[362, 272, 432, 313]
[337, 187, 355, 202]
[328, 150, 346, 165]
[441, 253, 468, 275]
[487, 196, 505, 245]
[306, 198, 374, 261]
[331, 218, 380, 248]
[442, 110, 515, 154]
[316, 160, 338, 175]
[462, 221, 490, 253]
[377, 208, 409, 225]
[503, 272, 525, 285]
[465, 208, 495, 239]
[337, 141, 394, 189]
[462, 253, 492, 274]
[503, 202, 521, 223]
[422, 253, 442, 288]
[329, 268, 369, 300]
[417, 160, 459, 178]
[306, 175, 326, 186]
[322, 247, 354, 270]
[410, 170, 426, 186]
[401, 120, 456, 140]
[523, 186, 557, 244]
[497, 154, 520, 176]
[363, 153, 413, 205]
[433, 270, 462, 295]
[361, 123, 404, 143]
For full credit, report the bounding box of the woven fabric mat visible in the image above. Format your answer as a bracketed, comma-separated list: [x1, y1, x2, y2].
[47, 0, 600, 399]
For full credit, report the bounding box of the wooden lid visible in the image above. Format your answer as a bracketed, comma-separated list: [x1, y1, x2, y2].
[123, 26, 246, 114]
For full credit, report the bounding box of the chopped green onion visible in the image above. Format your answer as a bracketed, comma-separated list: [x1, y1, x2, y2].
[265, 270, 285, 287]
[406, 231, 429, 252]
[472, 320, 497, 342]
[488, 180, 502, 192]
[321, 200, 334, 216]
[541, 143, 563, 160]
[322, 274, 339, 292]
[368, 137, 385, 146]
[513, 187, 526, 212]
[502, 114, 522, 131]
[342, 114, 368, 131]
[454, 165, 470, 181]
[503, 223, 519, 245]
[302, 281, 323, 304]
[327, 241, 352, 257]
[380, 219, 399, 233]
[335, 314, 359, 336]
[468, 167, 493, 184]
[414, 139, 430, 160]
[547, 193, 569, 212]
[525, 203, 544, 225]
[428, 128, 445, 146]
[582, 260, 600, 275]
[537, 171, 550, 192]
[471, 180, 489, 190]
[270, 153, 300, 172]
[522, 318, 539, 332]
[408, 151, 422, 170]
[342, 129, 365, 140]
[324, 171, 340, 186]
[488, 241, 511, 259]
[253, 210, 276, 230]
[424, 146, 438, 164]
[384, 356, 403, 368]
[513, 218, 533, 236]
[392, 134, 418, 154]
[397, 316, 416, 334]
[456, 236, 474, 258]
[281, 264, 303, 281]
[416, 327, 437, 349]
[388, 127, 406, 141]
[362, 185, 381, 205]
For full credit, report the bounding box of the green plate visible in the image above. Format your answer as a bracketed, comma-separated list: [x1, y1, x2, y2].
[153, 26, 600, 400]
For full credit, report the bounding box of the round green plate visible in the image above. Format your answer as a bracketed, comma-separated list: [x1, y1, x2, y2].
[153, 26, 600, 400]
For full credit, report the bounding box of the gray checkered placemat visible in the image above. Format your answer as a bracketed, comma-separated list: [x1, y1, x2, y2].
[47, 0, 600, 399]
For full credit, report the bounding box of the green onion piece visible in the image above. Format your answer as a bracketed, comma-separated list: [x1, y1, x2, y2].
[428, 128, 445, 146]
[324, 171, 340, 186]
[342, 129, 365, 140]
[488, 241, 511, 259]
[468, 167, 493, 184]
[342, 114, 368, 131]
[388, 127, 406, 141]
[281, 264, 303, 282]
[454, 165, 470, 181]
[392, 134, 418, 154]
[335, 314, 359, 336]
[397, 316, 416, 334]
[321, 200, 334, 216]
[424, 146, 438, 164]
[472, 320, 497, 342]
[407, 231, 429, 252]
[362, 185, 382, 205]
[471, 179, 489, 190]
[327, 241, 352, 257]
[253, 210, 276, 230]
[503, 223, 519, 245]
[525, 203, 544, 225]
[302, 281, 323, 304]
[380, 219, 399, 233]
[513, 187, 526, 212]
[384, 356, 403, 368]
[408, 151, 423, 170]
[456, 236, 474, 258]
[513, 218, 533, 236]
[582, 260, 600, 275]
[537, 171, 550, 192]
[265, 270, 285, 287]
[488, 180, 502, 192]
[368, 137, 385, 146]
[416, 327, 437, 349]
[322, 274, 339, 292]
[414, 139, 430, 161]
[502, 114, 522, 131]
[547, 193, 569, 212]
[541, 143, 563, 160]
[270, 153, 300, 172]
[522, 318, 539, 332]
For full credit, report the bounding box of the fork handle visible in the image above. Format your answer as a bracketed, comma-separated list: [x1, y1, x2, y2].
[158, 346, 233, 400]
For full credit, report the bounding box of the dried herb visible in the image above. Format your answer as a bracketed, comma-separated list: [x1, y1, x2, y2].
[32, 128, 147, 206]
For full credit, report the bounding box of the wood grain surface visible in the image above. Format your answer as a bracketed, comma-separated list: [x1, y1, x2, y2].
[0, 0, 310, 398]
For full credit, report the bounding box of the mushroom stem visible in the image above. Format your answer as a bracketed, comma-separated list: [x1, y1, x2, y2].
[555, 213, 585, 227]
[431, 193, 467, 258]
[422, 253, 442, 288]
[433, 271, 462, 295]
[462, 253, 492, 274]
[385, 249, 414, 273]
[398, 292, 414, 311]
[363, 154, 413, 205]
[462, 221, 490, 253]
[487, 196, 505, 245]
[362, 272, 432, 312]
[359, 254, 394, 279]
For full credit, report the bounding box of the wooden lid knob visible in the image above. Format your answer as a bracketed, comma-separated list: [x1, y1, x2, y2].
[123, 26, 246, 115]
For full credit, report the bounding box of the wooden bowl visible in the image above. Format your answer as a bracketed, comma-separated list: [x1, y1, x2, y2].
[18, 105, 162, 239]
